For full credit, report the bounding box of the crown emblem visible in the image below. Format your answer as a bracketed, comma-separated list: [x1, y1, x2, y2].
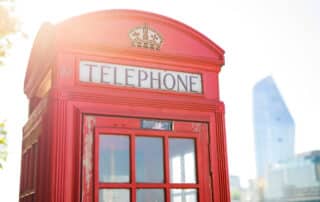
[129, 24, 163, 50]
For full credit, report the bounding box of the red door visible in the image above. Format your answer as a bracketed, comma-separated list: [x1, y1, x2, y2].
[82, 115, 212, 202]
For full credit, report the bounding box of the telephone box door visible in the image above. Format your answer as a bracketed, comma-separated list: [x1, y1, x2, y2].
[82, 115, 213, 202]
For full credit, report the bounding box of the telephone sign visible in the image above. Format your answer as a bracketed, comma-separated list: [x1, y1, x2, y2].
[80, 61, 203, 94]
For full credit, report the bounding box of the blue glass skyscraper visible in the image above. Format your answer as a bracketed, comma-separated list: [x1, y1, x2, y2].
[253, 76, 295, 178]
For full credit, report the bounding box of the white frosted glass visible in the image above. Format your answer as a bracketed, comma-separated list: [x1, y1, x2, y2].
[99, 189, 130, 202]
[169, 138, 196, 183]
[171, 189, 197, 202]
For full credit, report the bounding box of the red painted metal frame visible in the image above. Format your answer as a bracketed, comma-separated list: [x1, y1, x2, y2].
[35, 92, 229, 202]
[93, 123, 208, 202]
[22, 9, 230, 202]
[19, 143, 38, 201]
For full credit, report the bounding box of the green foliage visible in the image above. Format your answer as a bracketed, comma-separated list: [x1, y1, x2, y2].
[0, 121, 7, 170]
[0, 0, 20, 65]
[0, 0, 19, 170]
[231, 190, 241, 200]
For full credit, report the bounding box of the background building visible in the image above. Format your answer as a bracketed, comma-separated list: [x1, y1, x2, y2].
[265, 150, 320, 201]
[230, 175, 242, 201]
[253, 76, 295, 178]
[229, 176, 264, 202]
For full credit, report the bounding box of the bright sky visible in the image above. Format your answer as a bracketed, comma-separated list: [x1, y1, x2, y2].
[0, 0, 320, 201]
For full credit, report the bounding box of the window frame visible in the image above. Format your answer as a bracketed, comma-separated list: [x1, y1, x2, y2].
[94, 127, 206, 202]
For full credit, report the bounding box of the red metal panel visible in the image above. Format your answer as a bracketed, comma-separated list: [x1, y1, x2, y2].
[55, 10, 224, 66]
[164, 132, 170, 202]
[131, 132, 136, 202]
[36, 114, 50, 202]
[215, 108, 230, 202]
[29, 147, 34, 191]
[24, 10, 224, 100]
[82, 116, 96, 202]
[26, 150, 30, 192]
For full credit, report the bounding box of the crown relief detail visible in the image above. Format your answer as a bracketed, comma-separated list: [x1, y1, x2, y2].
[129, 24, 163, 51]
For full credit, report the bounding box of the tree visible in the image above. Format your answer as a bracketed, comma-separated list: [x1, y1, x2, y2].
[0, 121, 7, 169]
[231, 190, 241, 200]
[0, 0, 20, 169]
[0, 0, 20, 65]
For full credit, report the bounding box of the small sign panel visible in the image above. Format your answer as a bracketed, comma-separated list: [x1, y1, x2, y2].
[79, 61, 202, 94]
[141, 119, 172, 131]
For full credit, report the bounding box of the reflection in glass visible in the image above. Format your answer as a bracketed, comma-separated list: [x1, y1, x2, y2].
[169, 138, 196, 183]
[136, 137, 164, 182]
[141, 119, 172, 131]
[137, 189, 164, 202]
[171, 189, 197, 202]
[99, 135, 129, 182]
[99, 189, 130, 202]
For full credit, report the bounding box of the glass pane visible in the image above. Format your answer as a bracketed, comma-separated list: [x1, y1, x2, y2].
[99, 135, 129, 182]
[171, 189, 198, 202]
[99, 189, 130, 202]
[141, 119, 172, 131]
[136, 137, 164, 182]
[137, 189, 164, 202]
[169, 138, 196, 183]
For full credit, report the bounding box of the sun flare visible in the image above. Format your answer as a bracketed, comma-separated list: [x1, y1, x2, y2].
[16, 0, 93, 33]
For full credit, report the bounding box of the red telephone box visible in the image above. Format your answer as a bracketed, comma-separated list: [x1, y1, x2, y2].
[20, 10, 230, 202]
